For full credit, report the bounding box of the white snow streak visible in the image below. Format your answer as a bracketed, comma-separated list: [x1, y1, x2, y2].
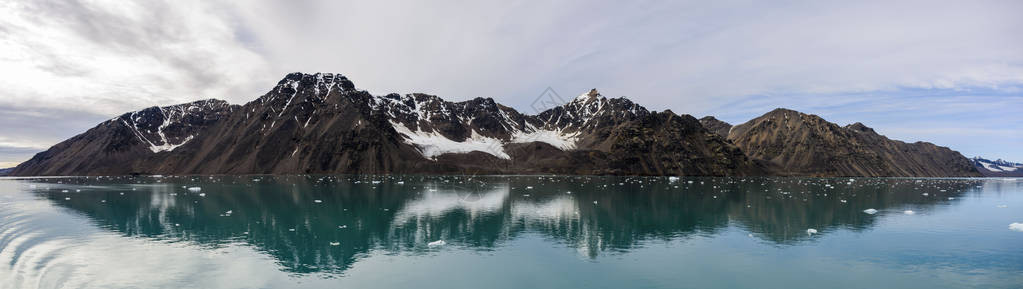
[390, 121, 510, 159]
[511, 129, 580, 150]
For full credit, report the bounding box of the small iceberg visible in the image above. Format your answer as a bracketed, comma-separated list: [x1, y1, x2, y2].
[187, 187, 202, 192]
[903, 210, 915, 215]
[428, 240, 446, 247]
[329, 242, 341, 246]
[668, 176, 679, 182]
[806, 228, 817, 236]
[1010, 223, 1023, 232]
[314, 199, 323, 203]
[863, 208, 878, 214]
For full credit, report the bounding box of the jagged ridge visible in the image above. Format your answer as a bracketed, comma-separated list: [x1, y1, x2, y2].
[11, 72, 760, 176]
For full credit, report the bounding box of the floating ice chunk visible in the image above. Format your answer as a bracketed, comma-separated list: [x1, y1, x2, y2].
[921, 193, 929, 196]
[863, 208, 878, 214]
[948, 197, 955, 200]
[187, 187, 202, 192]
[1010, 223, 1023, 232]
[198, 193, 206, 197]
[314, 199, 323, 203]
[668, 176, 679, 182]
[840, 199, 847, 203]
[338, 225, 347, 229]
[288, 228, 296, 232]
[330, 242, 341, 246]
[61, 190, 69, 193]
[428, 240, 446, 247]
[593, 200, 598, 205]
[807, 228, 818, 235]
[526, 186, 533, 190]
[64, 197, 71, 200]
[903, 210, 915, 215]
[225, 210, 232, 214]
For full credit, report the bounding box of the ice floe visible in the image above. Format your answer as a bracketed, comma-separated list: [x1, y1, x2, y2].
[1010, 223, 1023, 232]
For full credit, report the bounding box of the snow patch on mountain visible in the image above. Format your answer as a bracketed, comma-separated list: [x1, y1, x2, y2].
[391, 121, 510, 159]
[511, 129, 579, 150]
[981, 161, 1019, 172]
[975, 157, 1022, 172]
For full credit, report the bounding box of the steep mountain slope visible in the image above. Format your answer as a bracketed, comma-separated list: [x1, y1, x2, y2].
[972, 157, 1023, 177]
[11, 73, 761, 176]
[699, 116, 732, 138]
[726, 108, 980, 177]
[11, 99, 237, 176]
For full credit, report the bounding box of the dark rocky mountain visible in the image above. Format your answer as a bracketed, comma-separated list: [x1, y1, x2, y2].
[11, 73, 761, 176]
[0, 167, 11, 176]
[972, 157, 1023, 177]
[699, 116, 732, 138]
[723, 108, 980, 177]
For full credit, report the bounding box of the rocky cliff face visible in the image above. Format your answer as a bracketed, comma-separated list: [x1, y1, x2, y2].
[11, 73, 761, 176]
[699, 116, 732, 138]
[724, 108, 980, 177]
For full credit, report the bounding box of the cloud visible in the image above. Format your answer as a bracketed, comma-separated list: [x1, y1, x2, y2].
[0, 0, 274, 116]
[0, 0, 1021, 165]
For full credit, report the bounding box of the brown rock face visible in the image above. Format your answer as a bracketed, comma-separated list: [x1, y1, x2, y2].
[699, 116, 732, 138]
[725, 108, 980, 177]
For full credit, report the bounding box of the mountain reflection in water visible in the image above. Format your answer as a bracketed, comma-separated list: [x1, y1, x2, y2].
[15, 175, 982, 274]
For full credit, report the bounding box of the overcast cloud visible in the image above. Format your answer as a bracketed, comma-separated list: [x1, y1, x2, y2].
[1, 0, 1021, 167]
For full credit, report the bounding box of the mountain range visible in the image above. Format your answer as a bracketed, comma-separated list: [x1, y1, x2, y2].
[972, 157, 1023, 177]
[10, 72, 980, 177]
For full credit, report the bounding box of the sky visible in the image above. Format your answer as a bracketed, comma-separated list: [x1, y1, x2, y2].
[0, 0, 1021, 167]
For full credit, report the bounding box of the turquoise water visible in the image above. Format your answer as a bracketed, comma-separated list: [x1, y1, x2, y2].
[1, 176, 1021, 288]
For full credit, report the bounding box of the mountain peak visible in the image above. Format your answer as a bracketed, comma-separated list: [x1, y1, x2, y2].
[698, 116, 732, 138]
[845, 122, 876, 134]
[576, 88, 601, 101]
[276, 72, 356, 92]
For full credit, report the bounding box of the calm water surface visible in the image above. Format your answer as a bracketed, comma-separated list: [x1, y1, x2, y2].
[1, 176, 1021, 288]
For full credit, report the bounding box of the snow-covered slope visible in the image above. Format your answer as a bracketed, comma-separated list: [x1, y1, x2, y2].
[973, 157, 1023, 176]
